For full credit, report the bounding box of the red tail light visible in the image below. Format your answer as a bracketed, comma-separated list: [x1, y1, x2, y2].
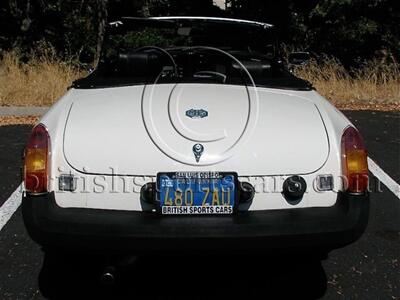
[341, 127, 368, 193]
[24, 124, 51, 194]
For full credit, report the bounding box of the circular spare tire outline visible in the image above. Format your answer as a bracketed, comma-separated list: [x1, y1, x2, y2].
[141, 46, 260, 166]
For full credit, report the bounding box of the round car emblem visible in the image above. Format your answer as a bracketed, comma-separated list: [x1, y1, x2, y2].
[193, 143, 204, 163]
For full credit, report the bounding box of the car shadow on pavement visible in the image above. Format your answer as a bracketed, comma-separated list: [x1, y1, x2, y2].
[38, 252, 327, 299]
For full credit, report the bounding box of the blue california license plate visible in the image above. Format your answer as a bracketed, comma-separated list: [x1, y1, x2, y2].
[157, 172, 237, 215]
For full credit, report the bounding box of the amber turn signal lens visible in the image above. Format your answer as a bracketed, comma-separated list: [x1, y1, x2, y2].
[341, 127, 368, 193]
[24, 124, 50, 194]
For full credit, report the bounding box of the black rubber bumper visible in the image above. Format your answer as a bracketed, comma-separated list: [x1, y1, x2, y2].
[22, 192, 369, 253]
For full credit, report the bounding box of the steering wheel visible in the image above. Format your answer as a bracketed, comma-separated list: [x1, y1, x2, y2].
[134, 46, 178, 77]
[193, 71, 227, 83]
[183, 46, 257, 87]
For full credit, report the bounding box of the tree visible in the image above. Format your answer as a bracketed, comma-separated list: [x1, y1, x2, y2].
[308, 0, 400, 65]
[95, 0, 108, 66]
[1, 0, 398, 66]
[226, 0, 399, 65]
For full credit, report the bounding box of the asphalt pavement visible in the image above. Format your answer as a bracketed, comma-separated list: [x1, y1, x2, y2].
[0, 110, 399, 299]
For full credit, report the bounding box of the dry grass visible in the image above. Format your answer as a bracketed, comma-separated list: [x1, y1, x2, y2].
[0, 116, 39, 126]
[294, 57, 400, 110]
[0, 51, 399, 110]
[0, 51, 84, 107]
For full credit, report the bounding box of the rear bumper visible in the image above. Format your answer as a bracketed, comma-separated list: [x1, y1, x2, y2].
[22, 192, 369, 253]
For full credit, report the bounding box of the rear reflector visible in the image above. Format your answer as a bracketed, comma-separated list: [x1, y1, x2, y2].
[24, 124, 50, 194]
[59, 174, 77, 192]
[341, 127, 368, 193]
[316, 175, 334, 191]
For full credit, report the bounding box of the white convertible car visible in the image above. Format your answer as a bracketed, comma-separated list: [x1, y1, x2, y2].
[22, 17, 369, 256]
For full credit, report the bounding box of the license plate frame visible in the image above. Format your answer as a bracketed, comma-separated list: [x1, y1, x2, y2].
[156, 172, 238, 215]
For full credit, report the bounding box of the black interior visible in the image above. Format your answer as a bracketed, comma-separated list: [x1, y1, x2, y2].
[73, 18, 312, 90]
[116, 52, 163, 77]
[74, 48, 312, 90]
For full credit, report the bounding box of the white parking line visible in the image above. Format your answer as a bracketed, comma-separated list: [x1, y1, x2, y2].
[0, 158, 399, 232]
[368, 157, 400, 199]
[0, 184, 22, 231]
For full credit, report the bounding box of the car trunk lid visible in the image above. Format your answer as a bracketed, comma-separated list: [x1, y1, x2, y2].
[63, 84, 329, 176]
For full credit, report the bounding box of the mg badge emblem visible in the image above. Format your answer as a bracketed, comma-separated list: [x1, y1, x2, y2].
[192, 144, 204, 163]
[186, 109, 208, 119]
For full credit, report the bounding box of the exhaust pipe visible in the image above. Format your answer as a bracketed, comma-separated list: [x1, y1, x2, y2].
[100, 256, 138, 286]
[100, 266, 116, 286]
